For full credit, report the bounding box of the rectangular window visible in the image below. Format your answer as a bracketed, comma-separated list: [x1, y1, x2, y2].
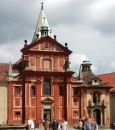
[44, 79, 51, 96]
[59, 86, 63, 96]
[15, 111, 21, 117]
[15, 87, 21, 94]
[73, 88, 78, 96]
[31, 86, 35, 96]
[73, 98, 77, 106]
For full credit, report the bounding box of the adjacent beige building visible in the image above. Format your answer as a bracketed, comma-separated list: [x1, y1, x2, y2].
[0, 63, 9, 124]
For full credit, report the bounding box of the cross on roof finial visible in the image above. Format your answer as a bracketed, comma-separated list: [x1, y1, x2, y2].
[41, 2, 44, 10]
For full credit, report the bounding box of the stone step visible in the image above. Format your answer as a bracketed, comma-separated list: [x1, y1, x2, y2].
[35, 126, 112, 130]
[98, 125, 111, 129]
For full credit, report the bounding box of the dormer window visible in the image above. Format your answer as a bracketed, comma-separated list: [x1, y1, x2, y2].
[94, 80, 97, 83]
[92, 79, 100, 85]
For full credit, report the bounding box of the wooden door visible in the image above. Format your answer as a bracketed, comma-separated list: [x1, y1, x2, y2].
[43, 109, 51, 121]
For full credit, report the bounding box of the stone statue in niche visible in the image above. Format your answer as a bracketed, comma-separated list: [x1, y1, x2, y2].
[64, 58, 70, 71]
[23, 57, 29, 69]
[95, 94, 99, 103]
[101, 99, 105, 106]
[88, 100, 91, 106]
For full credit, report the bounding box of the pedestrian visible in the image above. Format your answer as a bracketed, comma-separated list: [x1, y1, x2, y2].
[51, 118, 59, 130]
[43, 118, 51, 130]
[83, 117, 92, 130]
[38, 119, 43, 128]
[27, 117, 35, 130]
[61, 118, 68, 130]
[91, 118, 98, 130]
[82, 115, 89, 130]
[78, 119, 83, 130]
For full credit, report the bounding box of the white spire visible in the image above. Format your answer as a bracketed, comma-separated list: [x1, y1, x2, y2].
[32, 3, 53, 41]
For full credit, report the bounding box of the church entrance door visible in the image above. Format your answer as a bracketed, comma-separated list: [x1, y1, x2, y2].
[93, 109, 101, 125]
[43, 109, 51, 121]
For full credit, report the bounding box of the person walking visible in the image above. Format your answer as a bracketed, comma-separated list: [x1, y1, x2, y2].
[61, 118, 68, 130]
[38, 119, 43, 129]
[78, 119, 83, 130]
[51, 118, 59, 130]
[91, 118, 98, 130]
[27, 117, 35, 130]
[83, 117, 92, 130]
[43, 118, 51, 130]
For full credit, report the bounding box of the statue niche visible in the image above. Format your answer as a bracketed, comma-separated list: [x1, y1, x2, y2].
[23, 57, 29, 69]
[64, 58, 70, 71]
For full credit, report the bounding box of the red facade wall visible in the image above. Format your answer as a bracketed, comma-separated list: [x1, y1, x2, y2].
[8, 83, 13, 124]
[7, 36, 111, 127]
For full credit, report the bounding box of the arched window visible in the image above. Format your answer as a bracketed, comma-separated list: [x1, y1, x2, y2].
[44, 79, 51, 96]
[31, 86, 35, 96]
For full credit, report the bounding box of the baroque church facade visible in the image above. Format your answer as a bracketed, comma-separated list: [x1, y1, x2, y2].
[0, 4, 112, 127]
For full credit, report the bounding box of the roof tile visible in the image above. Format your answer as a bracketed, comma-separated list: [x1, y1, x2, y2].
[98, 72, 115, 91]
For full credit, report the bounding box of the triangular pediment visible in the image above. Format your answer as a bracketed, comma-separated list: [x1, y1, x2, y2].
[30, 40, 63, 52]
[41, 97, 54, 103]
[21, 36, 72, 54]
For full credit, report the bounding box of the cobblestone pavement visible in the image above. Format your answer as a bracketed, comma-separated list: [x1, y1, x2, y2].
[35, 127, 112, 130]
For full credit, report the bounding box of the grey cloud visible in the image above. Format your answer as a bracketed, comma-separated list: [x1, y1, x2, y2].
[0, 0, 115, 74]
[0, 0, 40, 44]
[46, 0, 95, 27]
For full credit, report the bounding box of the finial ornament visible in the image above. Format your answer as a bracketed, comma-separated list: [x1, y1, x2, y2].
[41, 2, 44, 10]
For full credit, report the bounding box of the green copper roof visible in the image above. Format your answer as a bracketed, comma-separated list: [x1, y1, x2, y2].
[41, 23, 48, 30]
[82, 60, 91, 64]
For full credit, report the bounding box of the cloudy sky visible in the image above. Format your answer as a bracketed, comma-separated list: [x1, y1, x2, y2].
[0, 0, 115, 75]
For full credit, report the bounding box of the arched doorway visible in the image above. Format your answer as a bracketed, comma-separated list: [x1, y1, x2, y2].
[93, 109, 101, 125]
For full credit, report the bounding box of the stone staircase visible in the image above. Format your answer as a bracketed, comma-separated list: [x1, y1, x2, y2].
[98, 125, 112, 129]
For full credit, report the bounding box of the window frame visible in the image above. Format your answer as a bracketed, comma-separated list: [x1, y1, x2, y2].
[31, 85, 36, 96]
[44, 78, 51, 96]
[73, 87, 79, 96]
[59, 86, 63, 96]
[15, 86, 21, 96]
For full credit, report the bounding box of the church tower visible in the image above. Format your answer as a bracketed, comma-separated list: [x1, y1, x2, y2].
[32, 3, 53, 41]
[81, 60, 92, 73]
[78, 60, 94, 82]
